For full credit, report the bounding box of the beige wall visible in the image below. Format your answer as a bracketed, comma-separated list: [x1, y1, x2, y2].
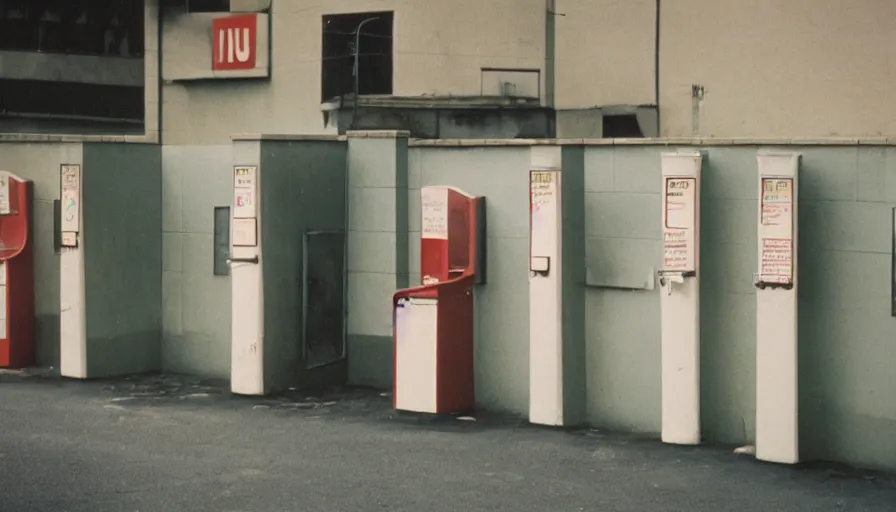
[159, 0, 896, 144]
[660, 0, 896, 138]
[162, 0, 546, 145]
[554, 0, 656, 109]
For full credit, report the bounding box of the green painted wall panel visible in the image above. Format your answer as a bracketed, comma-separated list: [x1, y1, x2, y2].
[82, 142, 162, 377]
[260, 140, 347, 391]
[160, 145, 232, 379]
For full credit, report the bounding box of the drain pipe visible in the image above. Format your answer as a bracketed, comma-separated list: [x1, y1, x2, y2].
[654, 0, 662, 136]
[545, 0, 557, 109]
[350, 17, 379, 130]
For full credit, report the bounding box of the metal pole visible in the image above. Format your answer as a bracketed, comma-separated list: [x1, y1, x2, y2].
[351, 17, 379, 130]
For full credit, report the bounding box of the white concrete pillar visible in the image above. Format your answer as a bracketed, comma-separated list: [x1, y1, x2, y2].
[60, 163, 87, 379]
[755, 152, 801, 464]
[658, 151, 703, 445]
[528, 145, 585, 427]
[230, 143, 265, 396]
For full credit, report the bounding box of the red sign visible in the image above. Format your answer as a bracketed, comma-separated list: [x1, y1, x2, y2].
[212, 14, 257, 71]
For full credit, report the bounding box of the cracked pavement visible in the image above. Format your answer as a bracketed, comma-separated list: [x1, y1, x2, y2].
[1, 370, 895, 512]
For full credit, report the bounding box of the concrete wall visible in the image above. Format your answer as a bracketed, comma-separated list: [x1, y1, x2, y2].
[0, 143, 81, 366]
[161, 145, 233, 378]
[585, 142, 896, 471]
[161, 0, 546, 145]
[155, 0, 896, 143]
[660, 0, 896, 138]
[0, 51, 143, 87]
[554, 0, 656, 109]
[345, 133, 410, 388]
[335, 138, 896, 472]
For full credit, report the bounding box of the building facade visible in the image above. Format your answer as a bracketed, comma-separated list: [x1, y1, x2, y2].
[1, 0, 896, 472]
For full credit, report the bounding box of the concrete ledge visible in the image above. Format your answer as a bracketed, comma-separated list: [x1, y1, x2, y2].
[0, 133, 127, 143]
[231, 133, 346, 142]
[346, 130, 411, 139]
[407, 137, 896, 148]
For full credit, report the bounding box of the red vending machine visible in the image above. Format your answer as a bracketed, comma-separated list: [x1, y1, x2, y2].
[0, 172, 34, 368]
[392, 186, 486, 414]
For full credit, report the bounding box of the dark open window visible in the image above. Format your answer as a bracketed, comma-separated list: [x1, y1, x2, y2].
[602, 114, 644, 138]
[321, 11, 393, 103]
[0, 0, 144, 57]
[187, 0, 229, 13]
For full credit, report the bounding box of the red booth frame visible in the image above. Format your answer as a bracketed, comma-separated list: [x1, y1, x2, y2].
[392, 188, 485, 414]
[0, 173, 34, 369]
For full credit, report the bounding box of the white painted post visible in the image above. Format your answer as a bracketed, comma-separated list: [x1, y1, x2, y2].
[230, 164, 265, 396]
[59, 164, 87, 379]
[529, 146, 564, 426]
[755, 152, 800, 464]
[659, 151, 703, 445]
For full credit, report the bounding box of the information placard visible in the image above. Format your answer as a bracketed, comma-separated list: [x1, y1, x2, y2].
[529, 170, 559, 270]
[233, 166, 258, 219]
[0, 174, 10, 215]
[663, 177, 697, 272]
[759, 178, 794, 284]
[60, 164, 81, 247]
[421, 187, 448, 240]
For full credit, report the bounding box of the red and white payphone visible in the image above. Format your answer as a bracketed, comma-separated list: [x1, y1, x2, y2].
[392, 186, 486, 414]
[0, 172, 34, 368]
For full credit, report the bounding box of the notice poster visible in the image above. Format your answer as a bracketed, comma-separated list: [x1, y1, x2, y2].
[60, 165, 81, 246]
[233, 166, 258, 219]
[759, 178, 794, 284]
[421, 187, 448, 240]
[529, 171, 559, 271]
[0, 174, 9, 215]
[530, 171, 557, 214]
[663, 177, 696, 272]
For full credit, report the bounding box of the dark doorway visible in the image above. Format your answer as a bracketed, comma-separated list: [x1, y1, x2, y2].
[302, 231, 346, 369]
[321, 11, 393, 103]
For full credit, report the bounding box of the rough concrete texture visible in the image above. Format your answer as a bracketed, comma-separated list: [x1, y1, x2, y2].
[1, 371, 895, 512]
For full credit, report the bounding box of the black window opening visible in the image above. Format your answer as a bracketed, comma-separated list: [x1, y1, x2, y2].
[187, 0, 229, 13]
[321, 11, 393, 103]
[602, 114, 644, 138]
[0, 78, 144, 122]
[0, 0, 144, 57]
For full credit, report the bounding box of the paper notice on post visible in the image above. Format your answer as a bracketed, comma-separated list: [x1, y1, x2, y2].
[663, 177, 697, 272]
[0, 175, 10, 215]
[759, 178, 794, 283]
[421, 187, 448, 240]
[61, 165, 81, 233]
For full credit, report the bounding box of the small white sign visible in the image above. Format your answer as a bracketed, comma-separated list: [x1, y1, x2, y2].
[61, 165, 81, 233]
[421, 187, 448, 240]
[61, 232, 78, 248]
[233, 166, 258, 219]
[232, 217, 258, 247]
[663, 177, 697, 272]
[0, 174, 10, 215]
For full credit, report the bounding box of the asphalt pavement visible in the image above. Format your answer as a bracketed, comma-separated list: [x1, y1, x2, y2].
[1, 370, 894, 512]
